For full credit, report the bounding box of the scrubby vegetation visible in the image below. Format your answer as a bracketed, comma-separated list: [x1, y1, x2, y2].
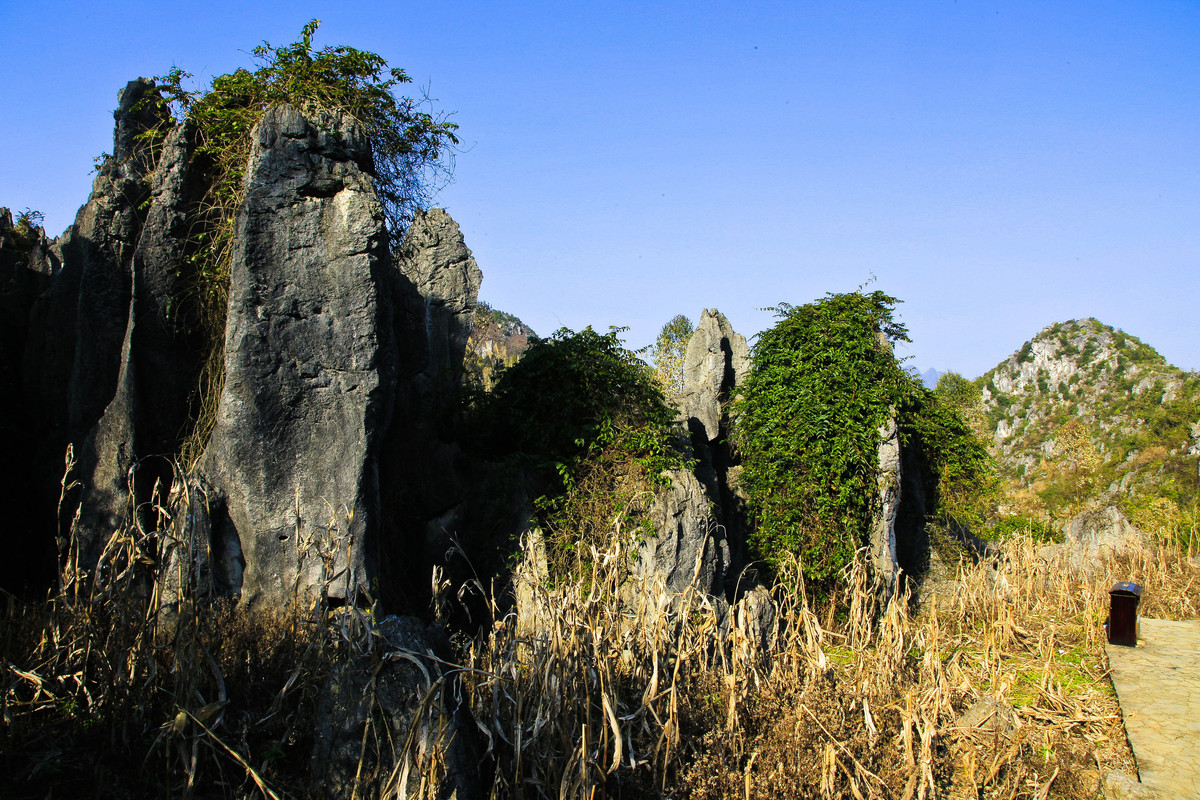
[0, 209, 44, 256]
[5, 474, 1197, 797]
[5, 294, 1196, 798]
[467, 326, 688, 578]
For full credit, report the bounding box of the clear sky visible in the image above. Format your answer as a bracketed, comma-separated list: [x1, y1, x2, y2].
[2, 1, 1197, 378]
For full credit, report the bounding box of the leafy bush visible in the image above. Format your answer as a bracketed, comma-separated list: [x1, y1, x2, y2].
[1, 208, 44, 252]
[151, 20, 457, 249]
[731, 292, 911, 582]
[1016, 341, 1034, 364]
[911, 386, 996, 534]
[988, 514, 1060, 542]
[933, 371, 980, 411]
[733, 292, 995, 586]
[468, 327, 687, 575]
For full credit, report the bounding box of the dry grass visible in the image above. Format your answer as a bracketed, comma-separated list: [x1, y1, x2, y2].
[4, 475, 1199, 798]
[456, 526, 1198, 799]
[0, 469, 448, 799]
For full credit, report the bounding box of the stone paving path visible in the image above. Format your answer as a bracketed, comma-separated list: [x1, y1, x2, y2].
[1106, 618, 1200, 799]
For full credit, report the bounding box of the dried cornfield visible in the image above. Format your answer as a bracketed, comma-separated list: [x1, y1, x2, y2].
[459, 528, 1197, 799]
[3, 488, 1198, 798]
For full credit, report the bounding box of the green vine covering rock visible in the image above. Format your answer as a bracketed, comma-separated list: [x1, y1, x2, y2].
[733, 291, 993, 585]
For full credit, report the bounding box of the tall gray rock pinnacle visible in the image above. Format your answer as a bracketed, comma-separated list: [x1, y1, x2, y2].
[197, 105, 396, 607]
[680, 308, 750, 444]
[395, 207, 482, 409]
[638, 309, 750, 598]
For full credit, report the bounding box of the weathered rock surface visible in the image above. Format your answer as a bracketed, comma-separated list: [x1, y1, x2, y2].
[4, 79, 494, 609]
[376, 207, 494, 615]
[679, 308, 750, 444]
[74, 120, 206, 570]
[395, 207, 482, 408]
[195, 104, 396, 607]
[648, 309, 747, 598]
[1060, 505, 1150, 575]
[640, 466, 729, 595]
[870, 414, 902, 589]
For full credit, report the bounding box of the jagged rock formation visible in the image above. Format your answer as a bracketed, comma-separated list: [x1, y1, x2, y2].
[679, 309, 750, 443]
[645, 309, 748, 597]
[13, 78, 199, 578]
[378, 208, 494, 615]
[2, 82, 487, 611]
[194, 104, 395, 606]
[669, 310, 931, 593]
[394, 208, 482, 415]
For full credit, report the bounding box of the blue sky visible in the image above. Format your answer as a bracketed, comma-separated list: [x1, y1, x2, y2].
[2, 1, 1197, 378]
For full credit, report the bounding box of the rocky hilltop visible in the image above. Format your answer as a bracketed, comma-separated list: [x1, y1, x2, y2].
[463, 301, 534, 390]
[978, 318, 1199, 532]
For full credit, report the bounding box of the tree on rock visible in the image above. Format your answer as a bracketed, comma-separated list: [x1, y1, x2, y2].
[733, 292, 911, 584]
[652, 314, 694, 396]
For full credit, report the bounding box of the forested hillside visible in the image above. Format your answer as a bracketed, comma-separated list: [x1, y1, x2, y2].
[464, 301, 535, 390]
[975, 318, 1200, 537]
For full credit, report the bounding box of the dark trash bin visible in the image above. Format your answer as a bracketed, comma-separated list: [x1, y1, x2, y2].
[1108, 582, 1141, 646]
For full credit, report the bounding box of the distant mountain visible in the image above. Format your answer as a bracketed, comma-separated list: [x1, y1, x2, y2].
[976, 318, 1199, 535]
[464, 302, 535, 390]
[919, 368, 942, 388]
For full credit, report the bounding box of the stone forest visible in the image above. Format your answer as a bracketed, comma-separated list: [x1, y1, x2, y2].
[2, 25, 1199, 800]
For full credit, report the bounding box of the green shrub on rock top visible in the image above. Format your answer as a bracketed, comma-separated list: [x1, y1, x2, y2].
[732, 291, 994, 586]
[130, 20, 458, 466]
[150, 19, 458, 247]
[731, 292, 912, 583]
